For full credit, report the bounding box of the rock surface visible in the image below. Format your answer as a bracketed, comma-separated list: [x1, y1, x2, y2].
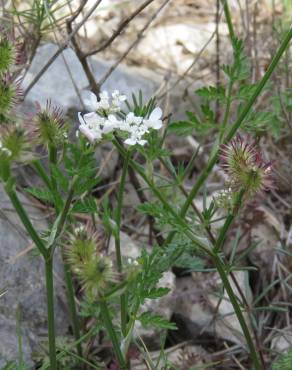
[174, 271, 251, 346]
[23, 43, 160, 112]
[0, 185, 68, 367]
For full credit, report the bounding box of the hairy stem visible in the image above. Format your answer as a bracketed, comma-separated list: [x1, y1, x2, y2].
[99, 300, 127, 369]
[114, 141, 261, 368]
[45, 257, 57, 370]
[62, 256, 83, 358]
[213, 189, 245, 254]
[5, 186, 48, 258]
[115, 150, 130, 337]
[220, 0, 235, 42]
[48, 172, 83, 358]
[212, 255, 261, 370]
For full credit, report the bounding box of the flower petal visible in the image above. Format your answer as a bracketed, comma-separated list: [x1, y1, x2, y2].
[149, 107, 162, 121]
[124, 137, 137, 146]
[78, 112, 86, 125]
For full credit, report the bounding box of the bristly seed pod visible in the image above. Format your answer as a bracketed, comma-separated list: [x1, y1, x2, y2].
[0, 75, 22, 116]
[0, 124, 32, 180]
[66, 224, 116, 299]
[0, 33, 16, 74]
[220, 134, 274, 197]
[30, 100, 68, 146]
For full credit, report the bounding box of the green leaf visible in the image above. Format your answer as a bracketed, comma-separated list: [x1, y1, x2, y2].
[71, 196, 98, 214]
[222, 38, 250, 82]
[51, 165, 69, 191]
[26, 187, 54, 203]
[144, 287, 171, 299]
[168, 121, 195, 136]
[196, 86, 226, 102]
[138, 312, 177, 330]
[47, 212, 62, 249]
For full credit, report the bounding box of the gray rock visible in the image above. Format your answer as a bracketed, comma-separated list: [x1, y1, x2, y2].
[23, 43, 160, 112]
[0, 185, 69, 366]
[174, 272, 251, 346]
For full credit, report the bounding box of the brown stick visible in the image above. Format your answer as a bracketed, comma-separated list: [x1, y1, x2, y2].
[23, 0, 102, 96]
[66, 1, 100, 95]
[83, 0, 156, 58]
[98, 0, 171, 87]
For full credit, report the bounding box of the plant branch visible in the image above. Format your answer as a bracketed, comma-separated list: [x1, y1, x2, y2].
[115, 150, 130, 337]
[98, 0, 171, 87]
[45, 257, 57, 370]
[83, 0, 156, 58]
[99, 300, 127, 369]
[24, 0, 102, 96]
[5, 184, 48, 258]
[164, 25, 292, 247]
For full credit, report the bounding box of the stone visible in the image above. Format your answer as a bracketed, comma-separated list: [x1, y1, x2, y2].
[0, 185, 69, 366]
[271, 332, 292, 353]
[249, 207, 282, 273]
[174, 272, 251, 346]
[131, 343, 209, 370]
[23, 43, 160, 113]
[135, 23, 228, 75]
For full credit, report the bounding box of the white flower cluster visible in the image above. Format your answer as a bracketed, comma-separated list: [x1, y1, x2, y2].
[78, 90, 163, 146]
[84, 90, 127, 115]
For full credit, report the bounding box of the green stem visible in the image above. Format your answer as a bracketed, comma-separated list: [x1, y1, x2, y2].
[49, 178, 83, 359]
[115, 150, 130, 337]
[219, 79, 234, 142]
[113, 141, 262, 368]
[33, 159, 62, 212]
[220, 0, 235, 42]
[212, 255, 261, 370]
[33, 160, 52, 191]
[226, 26, 292, 142]
[49, 145, 57, 184]
[113, 140, 211, 254]
[213, 189, 245, 254]
[99, 300, 127, 369]
[5, 186, 48, 258]
[47, 144, 62, 213]
[62, 256, 83, 358]
[165, 25, 292, 247]
[45, 257, 57, 370]
[115, 151, 130, 273]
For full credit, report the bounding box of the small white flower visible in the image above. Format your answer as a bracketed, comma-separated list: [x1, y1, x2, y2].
[143, 107, 163, 130]
[103, 114, 120, 134]
[126, 112, 143, 126]
[78, 112, 103, 142]
[98, 91, 110, 111]
[78, 112, 101, 127]
[112, 90, 127, 102]
[84, 92, 99, 111]
[79, 125, 102, 142]
[124, 136, 147, 146]
[124, 126, 148, 146]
